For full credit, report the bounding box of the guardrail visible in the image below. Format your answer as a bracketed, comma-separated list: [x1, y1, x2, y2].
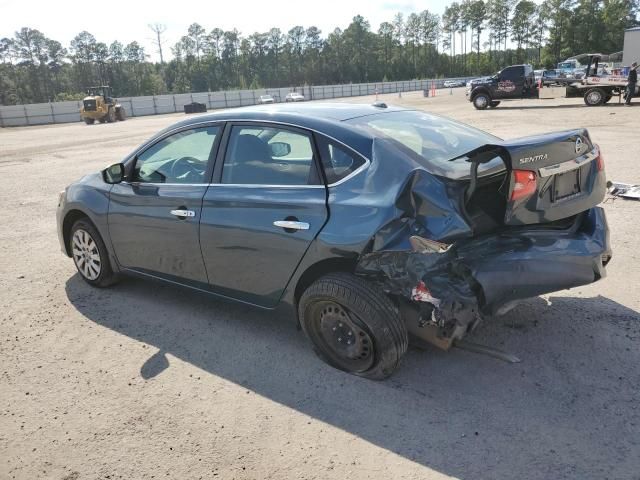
[0, 78, 472, 128]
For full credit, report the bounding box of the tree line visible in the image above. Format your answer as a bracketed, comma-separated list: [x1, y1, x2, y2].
[0, 0, 637, 105]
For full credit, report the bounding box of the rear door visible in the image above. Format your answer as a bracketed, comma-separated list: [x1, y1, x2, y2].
[495, 66, 524, 99]
[200, 122, 328, 307]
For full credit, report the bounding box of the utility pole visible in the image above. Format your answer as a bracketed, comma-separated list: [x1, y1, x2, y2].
[148, 23, 167, 64]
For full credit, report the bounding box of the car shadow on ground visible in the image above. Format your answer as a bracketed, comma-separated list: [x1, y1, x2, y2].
[65, 274, 640, 480]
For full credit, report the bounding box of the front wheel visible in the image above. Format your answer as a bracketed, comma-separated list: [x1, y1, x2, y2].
[584, 88, 606, 106]
[106, 107, 116, 122]
[299, 273, 408, 380]
[489, 101, 501, 108]
[83, 118, 95, 125]
[473, 93, 490, 110]
[70, 219, 119, 288]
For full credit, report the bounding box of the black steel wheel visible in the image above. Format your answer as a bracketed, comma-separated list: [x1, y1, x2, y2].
[70, 218, 119, 288]
[299, 273, 408, 380]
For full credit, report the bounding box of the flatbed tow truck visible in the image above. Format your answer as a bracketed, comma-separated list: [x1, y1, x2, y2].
[467, 54, 637, 109]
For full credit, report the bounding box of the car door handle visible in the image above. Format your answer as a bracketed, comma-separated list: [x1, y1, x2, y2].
[170, 209, 195, 218]
[273, 220, 310, 230]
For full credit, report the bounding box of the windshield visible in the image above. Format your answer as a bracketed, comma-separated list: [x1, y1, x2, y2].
[346, 110, 504, 179]
[87, 88, 111, 97]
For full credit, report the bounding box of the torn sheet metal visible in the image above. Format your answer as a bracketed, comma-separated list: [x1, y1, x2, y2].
[357, 207, 611, 347]
[608, 182, 640, 200]
[356, 244, 481, 335]
[352, 135, 610, 350]
[411, 281, 441, 306]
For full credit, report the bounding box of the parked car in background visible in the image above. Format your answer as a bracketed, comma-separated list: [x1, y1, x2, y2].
[444, 80, 465, 88]
[57, 103, 610, 379]
[285, 92, 305, 102]
[258, 94, 275, 104]
[541, 69, 559, 85]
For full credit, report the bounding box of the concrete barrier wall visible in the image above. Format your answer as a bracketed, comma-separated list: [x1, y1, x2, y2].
[0, 78, 471, 128]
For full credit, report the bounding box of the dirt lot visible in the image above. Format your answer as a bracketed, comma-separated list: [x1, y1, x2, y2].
[1, 89, 639, 480]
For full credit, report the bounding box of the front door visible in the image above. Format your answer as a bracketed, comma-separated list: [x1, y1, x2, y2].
[495, 66, 524, 99]
[200, 123, 328, 307]
[108, 125, 221, 285]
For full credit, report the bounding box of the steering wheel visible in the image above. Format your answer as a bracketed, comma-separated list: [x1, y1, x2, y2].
[169, 156, 205, 181]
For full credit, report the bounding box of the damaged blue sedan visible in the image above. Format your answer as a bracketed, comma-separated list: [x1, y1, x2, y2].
[57, 103, 611, 379]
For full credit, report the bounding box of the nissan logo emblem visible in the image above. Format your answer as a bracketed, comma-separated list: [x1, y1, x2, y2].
[575, 137, 584, 154]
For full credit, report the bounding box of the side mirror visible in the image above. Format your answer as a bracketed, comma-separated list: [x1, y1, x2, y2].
[102, 163, 125, 184]
[269, 142, 292, 157]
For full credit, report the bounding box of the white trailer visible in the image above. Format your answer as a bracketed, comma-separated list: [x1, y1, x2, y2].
[542, 54, 637, 106]
[623, 27, 640, 66]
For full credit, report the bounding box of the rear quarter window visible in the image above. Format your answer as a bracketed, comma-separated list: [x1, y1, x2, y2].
[315, 135, 366, 184]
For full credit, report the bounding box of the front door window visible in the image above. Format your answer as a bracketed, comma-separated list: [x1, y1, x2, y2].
[133, 126, 219, 184]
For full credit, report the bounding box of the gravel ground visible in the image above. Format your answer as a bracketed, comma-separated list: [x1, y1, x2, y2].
[1, 89, 639, 480]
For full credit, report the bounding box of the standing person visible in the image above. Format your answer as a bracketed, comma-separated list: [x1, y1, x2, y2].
[625, 62, 638, 106]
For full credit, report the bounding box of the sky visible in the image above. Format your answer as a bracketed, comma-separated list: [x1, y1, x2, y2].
[0, 0, 456, 61]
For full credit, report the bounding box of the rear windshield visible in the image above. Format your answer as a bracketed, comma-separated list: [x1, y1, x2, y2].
[346, 110, 503, 178]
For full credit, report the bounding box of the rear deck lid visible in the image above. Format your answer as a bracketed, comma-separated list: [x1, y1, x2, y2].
[461, 128, 606, 226]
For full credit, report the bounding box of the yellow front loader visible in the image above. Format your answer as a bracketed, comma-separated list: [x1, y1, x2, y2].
[80, 86, 127, 124]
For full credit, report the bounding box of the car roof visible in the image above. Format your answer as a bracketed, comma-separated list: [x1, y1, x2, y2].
[143, 103, 411, 161]
[172, 102, 408, 125]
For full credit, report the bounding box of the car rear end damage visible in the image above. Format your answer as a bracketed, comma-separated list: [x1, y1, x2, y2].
[354, 128, 611, 350]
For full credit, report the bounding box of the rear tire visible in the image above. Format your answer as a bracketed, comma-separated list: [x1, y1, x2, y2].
[70, 219, 119, 288]
[489, 101, 501, 108]
[83, 118, 95, 125]
[584, 88, 605, 106]
[473, 93, 490, 110]
[299, 273, 408, 380]
[116, 106, 127, 121]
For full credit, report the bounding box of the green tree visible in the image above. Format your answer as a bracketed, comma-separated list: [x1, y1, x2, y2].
[511, 0, 537, 63]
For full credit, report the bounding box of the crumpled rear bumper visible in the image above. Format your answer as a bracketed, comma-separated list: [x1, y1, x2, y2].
[357, 207, 611, 324]
[457, 206, 610, 315]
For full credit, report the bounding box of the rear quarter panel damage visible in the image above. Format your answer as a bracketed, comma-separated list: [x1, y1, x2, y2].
[356, 207, 611, 344]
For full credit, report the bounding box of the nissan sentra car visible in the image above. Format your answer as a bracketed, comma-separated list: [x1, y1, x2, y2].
[57, 103, 611, 379]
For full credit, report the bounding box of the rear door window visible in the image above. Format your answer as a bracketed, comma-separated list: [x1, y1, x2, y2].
[221, 125, 319, 185]
[500, 66, 523, 81]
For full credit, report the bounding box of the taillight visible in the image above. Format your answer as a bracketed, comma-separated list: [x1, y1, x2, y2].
[595, 144, 604, 171]
[511, 170, 537, 201]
